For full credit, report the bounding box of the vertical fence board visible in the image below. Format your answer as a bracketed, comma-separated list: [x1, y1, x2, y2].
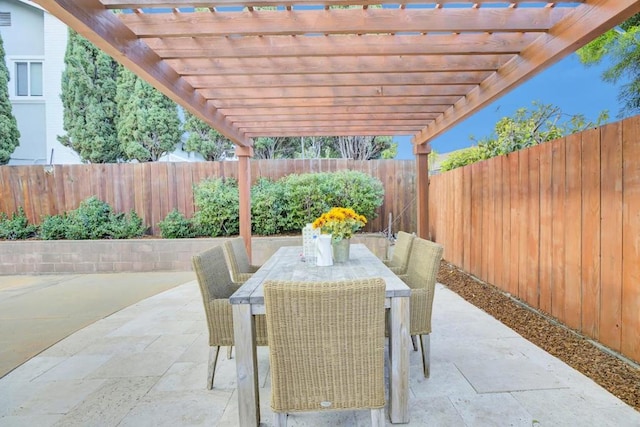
[508, 153, 520, 297]
[599, 122, 623, 352]
[462, 165, 472, 272]
[500, 155, 511, 291]
[452, 167, 464, 266]
[470, 162, 482, 278]
[538, 143, 553, 314]
[621, 116, 640, 362]
[0, 167, 15, 215]
[492, 156, 503, 289]
[526, 147, 540, 307]
[480, 161, 490, 281]
[581, 128, 601, 339]
[517, 149, 529, 301]
[551, 138, 567, 321]
[564, 133, 582, 331]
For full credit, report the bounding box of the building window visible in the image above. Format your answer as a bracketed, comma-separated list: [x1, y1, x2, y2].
[15, 61, 43, 97]
[0, 12, 11, 26]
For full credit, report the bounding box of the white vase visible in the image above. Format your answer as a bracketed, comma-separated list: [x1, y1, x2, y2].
[315, 234, 333, 266]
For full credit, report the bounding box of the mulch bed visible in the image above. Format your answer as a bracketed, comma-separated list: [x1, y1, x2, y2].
[437, 261, 640, 412]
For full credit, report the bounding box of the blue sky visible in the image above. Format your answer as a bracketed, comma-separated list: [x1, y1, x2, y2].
[393, 53, 621, 159]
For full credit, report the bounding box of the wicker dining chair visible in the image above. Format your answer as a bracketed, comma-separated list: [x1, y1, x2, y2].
[401, 237, 443, 378]
[222, 237, 261, 284]
[383, 231, 415, 275]
[192, 245, 268, 389]
[264, 278, 387, 427]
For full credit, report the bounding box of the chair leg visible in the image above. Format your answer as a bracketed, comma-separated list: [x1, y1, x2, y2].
[273, 412, 287, 427]
[411, 335, 418, 351]
[227, 346, 233, 359]
[207, 346, 220, 390]
[419, 334, 430, 378]
[371, 408, 385, 427]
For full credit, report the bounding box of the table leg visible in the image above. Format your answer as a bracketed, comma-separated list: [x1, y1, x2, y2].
[232, 303, 260, 427]
[389, 296, 410, 423]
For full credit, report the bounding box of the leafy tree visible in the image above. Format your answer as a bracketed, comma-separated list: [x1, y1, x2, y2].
[333, 136, 394, 160]
[183, 111, 234, 160]
[116, 69, 182, 162]
[443, 102, 608, 171]
[440, 147, 487, 172]
[0, 33, 20, 165]
[298, 136, 339, 158]
[577, 14, 640, 117]
[253, 136, 298, 159]
[476, 102, 608, 159]
[58, 30, 121, 163]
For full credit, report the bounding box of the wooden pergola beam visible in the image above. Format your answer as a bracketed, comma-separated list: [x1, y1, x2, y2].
[145, 33, 540, 59]
[185, 72, 494, 89]
[170, 55, 514, 75]
[103, 0, 584, 8]
[219, 105, 449, 115]
[121, 8, 570, 37]
[227, 113, 441, 122]
[200, 85, 473, 100]
[210, 96, 461, 109]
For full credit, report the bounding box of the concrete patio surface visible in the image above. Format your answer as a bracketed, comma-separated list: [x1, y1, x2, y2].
[0, 276, 638, 426]
[0, 272, 195, 378]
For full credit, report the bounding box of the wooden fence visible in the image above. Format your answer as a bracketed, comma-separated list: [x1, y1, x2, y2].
[0, 158, 417, 235]
[429, 115, 640, 364]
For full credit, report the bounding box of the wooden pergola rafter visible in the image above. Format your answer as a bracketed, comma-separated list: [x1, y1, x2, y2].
[32, 0, 640, 256]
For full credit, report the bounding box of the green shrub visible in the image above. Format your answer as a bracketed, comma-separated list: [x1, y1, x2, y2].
[39, 196, 147, 240]
[279, 173, 332, 232]
[193, 177, 239, 237]
[328, 170, 384, 222]
[0, 207, 38, 240]
[251, 178, 287, 236]
[188, 171, 385, 236]
[276, 171, 384, 233]
[39, 214, 69, 240]
[106, 211, 147, 239]
[68, 196, 113, 239]
[159, 209, 197, 238]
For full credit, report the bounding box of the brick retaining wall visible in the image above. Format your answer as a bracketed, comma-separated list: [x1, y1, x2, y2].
[0, 235, 389, 275]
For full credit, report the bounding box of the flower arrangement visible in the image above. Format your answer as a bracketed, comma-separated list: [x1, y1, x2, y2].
[312, 207, 367, 241]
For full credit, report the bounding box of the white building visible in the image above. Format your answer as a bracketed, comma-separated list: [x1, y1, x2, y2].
[1, 0, 80, 164]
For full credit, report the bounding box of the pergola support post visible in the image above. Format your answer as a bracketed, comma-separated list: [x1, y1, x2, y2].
[414, 142, 431, 240]
[236, 146, 253, 262]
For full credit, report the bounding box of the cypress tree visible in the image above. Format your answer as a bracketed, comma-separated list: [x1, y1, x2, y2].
[116, 68, 181, 162]
[58, 29, 121, 163]
[183, 111, 234, 161]
[0, 33, 20, 165]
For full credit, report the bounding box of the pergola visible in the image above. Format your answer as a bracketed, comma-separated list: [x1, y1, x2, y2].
[33, 0, 640, 254]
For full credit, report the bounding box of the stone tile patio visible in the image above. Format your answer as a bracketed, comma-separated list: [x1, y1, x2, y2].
[1, 281, 638, 426]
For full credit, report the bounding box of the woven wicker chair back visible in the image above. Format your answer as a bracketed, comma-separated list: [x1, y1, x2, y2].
[192, 245, 268, 347]
[404, 238, 443, 335]
[223, 237, 257, 282]
[264, 278, 386, 413]
[389, 231, 415, 271]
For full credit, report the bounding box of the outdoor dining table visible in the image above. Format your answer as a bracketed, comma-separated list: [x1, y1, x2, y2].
[229, 243, 411, 426]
